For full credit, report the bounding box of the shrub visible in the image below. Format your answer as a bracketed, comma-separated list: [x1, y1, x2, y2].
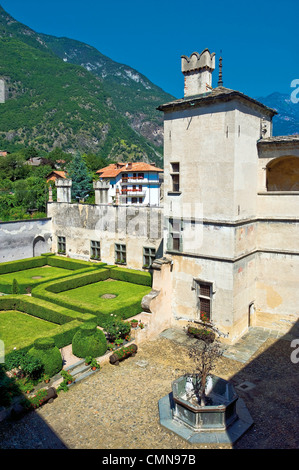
[102, 316, 131, 342]
[61, 370, 74, 384]
[3, 350, 44, 381]
[27, 337, 63, 378]
[12, 278, 20, 295]
[20, 354, 44, 381]
[72, 322, 107, 358]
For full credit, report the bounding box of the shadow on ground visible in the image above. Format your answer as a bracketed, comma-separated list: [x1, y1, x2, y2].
[0, 321, 298, 449]
[0, 409, 68, 449]
[230, 320, 299, 449]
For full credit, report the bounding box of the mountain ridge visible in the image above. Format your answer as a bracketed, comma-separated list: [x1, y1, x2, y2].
[0, 4, 174, 164]
[0, 4, 297, 163]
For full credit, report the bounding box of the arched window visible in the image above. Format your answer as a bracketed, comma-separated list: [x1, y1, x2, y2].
[266, 156, 299, 191]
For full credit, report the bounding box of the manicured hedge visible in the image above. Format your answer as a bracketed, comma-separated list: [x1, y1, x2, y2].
[0, 266, 101, 295]
[31, 266, 152, 327]
[0, 295, 95, 362]
[0, 256, 46, 275]
[47, 255, 106, 271]
[0, 295, 96, 325]
[43, 268, 111, 294]
[31, 269, 111, 317]
[72, 322, 107, 358]
[109, 266, 152, 286]
[0, 255, 106, 277]
[28, 337, 63, 377]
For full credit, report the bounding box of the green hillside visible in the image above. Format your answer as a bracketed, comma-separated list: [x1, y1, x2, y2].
[40, 33, 174, 148]
[0, 5, 174, 165]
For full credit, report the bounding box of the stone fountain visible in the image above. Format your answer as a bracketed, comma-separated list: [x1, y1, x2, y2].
[158, 374, 253, 444]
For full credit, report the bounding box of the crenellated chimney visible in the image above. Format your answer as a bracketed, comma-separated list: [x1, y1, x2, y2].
[181, 49, 215, 97]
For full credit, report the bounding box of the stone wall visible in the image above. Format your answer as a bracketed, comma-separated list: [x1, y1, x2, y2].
[47, 203, 163, 270]
[0, 218, 52, 262]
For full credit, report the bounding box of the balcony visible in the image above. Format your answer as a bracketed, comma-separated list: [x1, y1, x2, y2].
[120, 188, 146, 196]
[121, 176, 145, 184]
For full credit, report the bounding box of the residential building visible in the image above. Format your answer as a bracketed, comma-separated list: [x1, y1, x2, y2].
[96, 162, 163, 206]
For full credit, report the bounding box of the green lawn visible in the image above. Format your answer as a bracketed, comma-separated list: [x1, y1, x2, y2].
[0, 310, 59, 354]
[0, 266, 74, 283]
[57, 279, 151, 318]
[0, 266, 76, 294]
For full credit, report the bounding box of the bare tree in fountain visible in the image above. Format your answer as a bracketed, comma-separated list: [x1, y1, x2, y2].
[186, 339, 223, 406]
[159, 322, 253, 444]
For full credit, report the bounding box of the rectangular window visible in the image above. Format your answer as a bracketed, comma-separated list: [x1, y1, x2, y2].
[167, 218, 183, 252]
[90, 240, 101, 260]
[195, 281, 212, 321]
[143, 247, 156, 268]
[170, 162, 180, 192]
[57, 236, 66, 254]
[115, 243, 126, 264]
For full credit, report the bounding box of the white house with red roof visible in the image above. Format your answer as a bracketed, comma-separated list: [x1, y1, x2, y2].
[96, 161, 163, 206]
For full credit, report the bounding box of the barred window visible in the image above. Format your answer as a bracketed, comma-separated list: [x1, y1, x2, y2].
[195, 280, 212, 321]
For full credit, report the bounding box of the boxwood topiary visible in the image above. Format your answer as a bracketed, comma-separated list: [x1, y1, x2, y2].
[72, 322, 107, 358]
[27, 337, 63, 378]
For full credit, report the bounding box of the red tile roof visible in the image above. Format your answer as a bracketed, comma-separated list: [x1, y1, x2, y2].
[46, 170, 67, 182]
[96, 162, 163, 178]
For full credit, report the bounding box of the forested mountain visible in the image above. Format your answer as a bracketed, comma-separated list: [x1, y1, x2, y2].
[0, 4, 297, 166]
[39, 34, 170, 149]
[0, 5, 174, 165]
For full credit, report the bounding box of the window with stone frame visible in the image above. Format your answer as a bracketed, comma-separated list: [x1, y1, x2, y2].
[115, 243, 126, 264]
[167, 217, 183, 252]
[143, 247, 156, 268]
[194, 280, 213, 322]
[170, 162, 180, 192]
[90, 240, 101, 260]
[57, 236, 66, 254]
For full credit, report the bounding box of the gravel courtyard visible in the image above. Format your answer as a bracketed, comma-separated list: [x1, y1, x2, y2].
[0, 327, 298, 450]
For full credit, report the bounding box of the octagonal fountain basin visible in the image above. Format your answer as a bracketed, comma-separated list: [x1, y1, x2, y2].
[158, 375, 253, 445]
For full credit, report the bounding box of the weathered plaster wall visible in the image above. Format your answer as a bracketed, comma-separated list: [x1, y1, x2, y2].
[161, 92, 298, 343]
[255, 252, 299, 331]
[0, 218, 52, 262]
[165, 254, 234, 339]
[47, 203, 163, 270]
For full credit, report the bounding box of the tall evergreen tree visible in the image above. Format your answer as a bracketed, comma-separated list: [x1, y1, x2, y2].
[66, 152, 93, 201]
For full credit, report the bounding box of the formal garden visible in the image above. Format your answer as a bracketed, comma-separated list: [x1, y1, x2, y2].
[0, 254, 151, 416]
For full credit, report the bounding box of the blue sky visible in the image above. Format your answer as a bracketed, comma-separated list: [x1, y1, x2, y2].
[1, 0, 298, 99]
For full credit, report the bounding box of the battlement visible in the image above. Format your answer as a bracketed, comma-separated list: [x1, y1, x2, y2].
[181, 49, 215, 97]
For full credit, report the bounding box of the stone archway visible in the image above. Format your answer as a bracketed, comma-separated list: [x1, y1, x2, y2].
[33, 235, 47, 257]
[266, 156, 299, 191]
